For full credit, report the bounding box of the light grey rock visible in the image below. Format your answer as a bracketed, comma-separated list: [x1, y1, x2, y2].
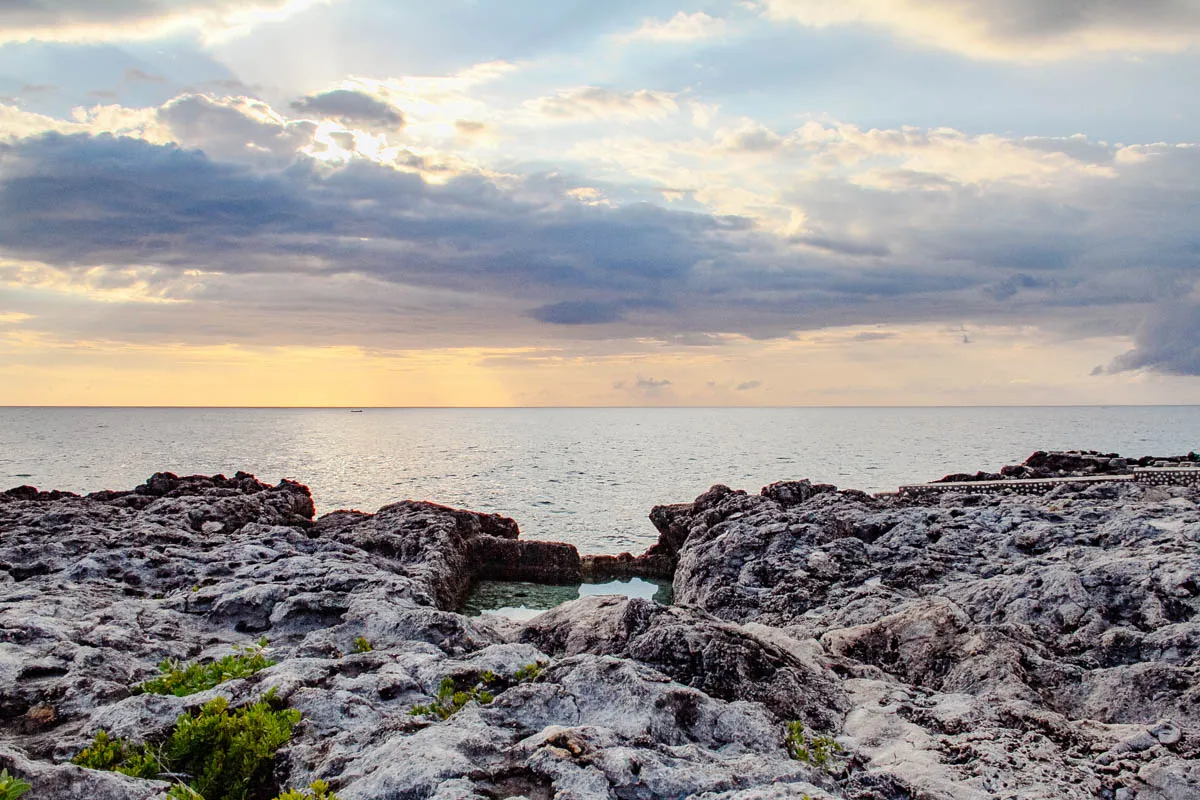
[4, 462, 1199, 800]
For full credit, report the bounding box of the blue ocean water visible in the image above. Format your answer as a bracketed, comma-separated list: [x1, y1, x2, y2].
[1, 406, 1197, 554]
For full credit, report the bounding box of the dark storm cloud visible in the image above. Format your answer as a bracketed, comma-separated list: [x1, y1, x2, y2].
[290, 90, 404, 127]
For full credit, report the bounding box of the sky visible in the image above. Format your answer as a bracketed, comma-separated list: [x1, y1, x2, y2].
[2, 1, 1200, 406]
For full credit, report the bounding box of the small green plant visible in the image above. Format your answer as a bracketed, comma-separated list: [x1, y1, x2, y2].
[74, 690, 300, 800]
[133, 642, 274, 697]
[513, 662, 543, 682]
[351, 637, 372, 654]
[166, 691, 300, 800]
[409, 676, 488, 720]
[273, 779, 340, 799]
[71, 730, 162, 778]
[0, 768, 32, 800]
[409, 662, 546, 721]
[785, 722, 843, 770]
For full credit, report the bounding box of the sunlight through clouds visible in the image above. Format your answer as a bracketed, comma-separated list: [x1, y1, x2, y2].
[0, 0, 342, 45]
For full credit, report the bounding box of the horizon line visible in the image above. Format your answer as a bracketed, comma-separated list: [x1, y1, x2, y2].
[2, 404, 1200, 410]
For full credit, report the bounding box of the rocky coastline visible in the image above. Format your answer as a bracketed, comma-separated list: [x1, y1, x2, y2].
[1, 455, 1198, 799]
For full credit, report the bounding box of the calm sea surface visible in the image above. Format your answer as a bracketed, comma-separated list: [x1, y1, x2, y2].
[1, 407, 1198, 554]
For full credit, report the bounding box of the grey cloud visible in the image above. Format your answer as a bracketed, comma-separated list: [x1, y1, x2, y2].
[735, 380, 762, 391]
[4, 122, 1200, 368]
[1104, 301, 1200, 375]
[125, 68, 164, 83]
[767, 0, 1200, 58]
[530, 301, 624, 325]
[792, 235, 891, 258]
[0, 132, 755, 324]
[946, 0, 1200, 43]
[0, 1, 326, 43]
[291, 90, 404, 128]
[158, 94, 316, 165]
[984, 273, 1054, 301]
[636, 377, 671, 390]
[851, 332, 895, 342]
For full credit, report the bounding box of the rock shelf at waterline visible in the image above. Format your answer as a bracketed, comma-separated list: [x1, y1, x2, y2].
[0, 456, 1198, 799]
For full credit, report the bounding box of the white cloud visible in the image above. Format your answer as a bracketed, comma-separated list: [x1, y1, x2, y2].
[0, 0, 339, 45]
[617, 11, 728, 43]
[763, 0, 1200, 60]
[526, 87, 680, 122]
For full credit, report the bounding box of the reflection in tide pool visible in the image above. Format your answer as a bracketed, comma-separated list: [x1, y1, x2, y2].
[462, 576, 674, 621]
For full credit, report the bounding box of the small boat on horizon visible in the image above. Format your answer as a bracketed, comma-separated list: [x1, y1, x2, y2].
[350, 409, 364, 413]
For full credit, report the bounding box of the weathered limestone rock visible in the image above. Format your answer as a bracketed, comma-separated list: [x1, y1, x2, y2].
[2, 459, 1198, 799]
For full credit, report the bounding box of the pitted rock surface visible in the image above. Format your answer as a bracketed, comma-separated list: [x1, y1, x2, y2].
[2, 464, 1198, 799]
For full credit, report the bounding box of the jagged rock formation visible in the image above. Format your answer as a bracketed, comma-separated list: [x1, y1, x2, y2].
[654, 477, 1200, 799]
[1, 464, 1198, 799]
[935, 449, 1200, 483]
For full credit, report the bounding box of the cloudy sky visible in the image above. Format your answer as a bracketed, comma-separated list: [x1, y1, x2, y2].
[2, 1, 1200, 406]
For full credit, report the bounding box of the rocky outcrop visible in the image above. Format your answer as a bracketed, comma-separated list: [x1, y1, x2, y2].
[3, 462, 1199, 799]
[644, 473, 1200, 798]
[521, 595, 847, 731]
[935, 449, 1200, 483]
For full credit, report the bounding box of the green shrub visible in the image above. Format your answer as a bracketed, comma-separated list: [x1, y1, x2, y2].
[71, 730, 162, 778]
[272, 779, 340, 799]
[513, 662, 543, 682]
[0, 769, 32, 800]
[409, 662, 546, 721]
[351, 637, 372, 654]
[784, 722, 843, 770]
[73, 690, 300, 800]
[166, 691, 300, 800]
[133, 642, 275, 697]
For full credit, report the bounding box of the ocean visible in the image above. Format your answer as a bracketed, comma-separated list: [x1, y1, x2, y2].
[1, 406, 1197, 554]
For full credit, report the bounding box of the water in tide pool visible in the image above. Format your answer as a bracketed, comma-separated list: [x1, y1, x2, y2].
[1, 406, 1198, 555]
[462, 577, 674, 621]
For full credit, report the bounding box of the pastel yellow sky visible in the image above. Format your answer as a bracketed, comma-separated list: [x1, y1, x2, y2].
[3, 318, 1196, 406]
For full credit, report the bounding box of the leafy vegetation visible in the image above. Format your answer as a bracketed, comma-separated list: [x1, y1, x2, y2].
[409, 676, 493, 721]
[73, 690, 300, 800]
[784, 722, 843, 770]
[165, 691, 300, 800]
[71, 730, 162, 778]
[351, 637, 372, 654]
[133, 640, 274, 697]
[409, 662, 546, 721]
[0, 769, 31, 800]
[272, 780, 340, 799]
[513, 662, 543, 682]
